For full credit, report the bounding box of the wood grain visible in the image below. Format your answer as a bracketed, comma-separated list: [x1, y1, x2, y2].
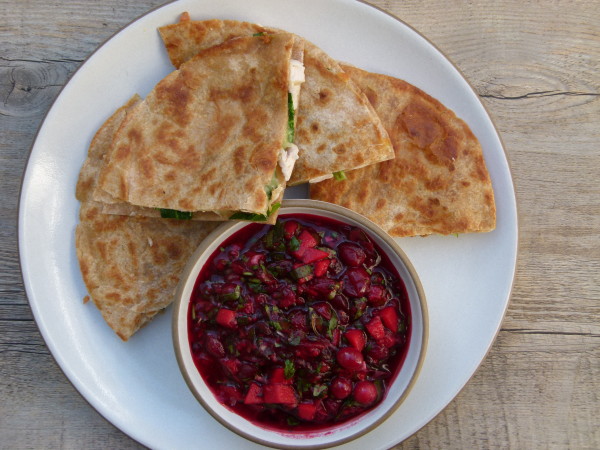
[1, 0, 598, 449]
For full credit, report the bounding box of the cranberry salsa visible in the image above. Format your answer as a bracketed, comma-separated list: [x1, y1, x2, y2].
[188, 214, 411, 430]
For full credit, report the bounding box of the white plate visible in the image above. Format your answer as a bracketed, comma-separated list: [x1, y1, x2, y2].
[18, 0, 518, 448]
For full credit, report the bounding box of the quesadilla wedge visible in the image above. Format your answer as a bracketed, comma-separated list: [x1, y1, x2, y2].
[94, 33, 304, 222]
[76, 98, 219, 340]
[158, 15, 395, 185]
[311, 65, 496, 237]
[76, 201, 218, 340]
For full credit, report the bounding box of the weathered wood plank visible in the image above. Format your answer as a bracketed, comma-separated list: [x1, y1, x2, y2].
[397, 331, 600, 449]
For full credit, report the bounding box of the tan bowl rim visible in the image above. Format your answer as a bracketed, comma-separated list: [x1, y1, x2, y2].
[172, 199, 429, 449]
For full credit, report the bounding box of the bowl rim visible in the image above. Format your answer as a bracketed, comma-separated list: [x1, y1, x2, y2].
[172, 199, 429, 449]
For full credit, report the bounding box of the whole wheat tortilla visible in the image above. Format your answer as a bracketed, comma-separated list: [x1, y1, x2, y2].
[76, 201, 218, 340]
[76, 94, 142, 203]
[95, 33, 296, 216]
[310, 65, 496, 237]
[76, 98, 219, 340]
[158, 15, 395, 185]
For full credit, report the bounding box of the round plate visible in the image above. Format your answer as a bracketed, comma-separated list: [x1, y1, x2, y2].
[18, 0, 518, 449]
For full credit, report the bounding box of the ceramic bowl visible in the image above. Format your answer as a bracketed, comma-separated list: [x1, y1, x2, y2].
[172, 199, 428, 448]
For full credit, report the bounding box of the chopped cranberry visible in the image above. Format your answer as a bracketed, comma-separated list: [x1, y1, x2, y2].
[313, 302, 332, 320]
[283, 220, 299, 239]
[330, 377, 353, 399]
[353, 380, 377, 406]
[348, 227, 375, 255]
[367, 284, 388, 306]
[245, 251, 265, 267]
[219, 384, 244, 406]
[290, 310, 307, 330]
[366, 342, 389, 361]
[336, 347, 366, 371]
[343, 267, 371, 297]
[221, 357, 240, 377]
[330, 294, 349, 311]
[337, 242, 366, 267]
[205, 334, 225, 358]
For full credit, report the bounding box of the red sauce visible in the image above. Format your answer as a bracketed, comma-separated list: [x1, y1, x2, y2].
[188, 214, 411, 431]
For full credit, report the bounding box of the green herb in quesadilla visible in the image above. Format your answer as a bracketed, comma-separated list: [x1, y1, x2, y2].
[287, 92, 295, 144]
[159, 208, 193, 219]
[265, 172, 279, 201]
[333, 171, 347, 181]
[229, 202, 281, 222]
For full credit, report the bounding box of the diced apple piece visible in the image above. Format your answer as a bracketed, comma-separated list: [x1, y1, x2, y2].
[313, 259, 330, 277]
[284, 220, 299, 239]
[244, 383, 264, 405]
[379, 306, 399, 332]
[297, 402, 318, 421]
[216, 308, 237, 329]
[297, 230, 318, 248]
[365, 316, 385, 340]
[263, 384, 297, 405]
[269, 367, 292, 384]
[300, 247, 330, 263]
[344, 329, 366, 352]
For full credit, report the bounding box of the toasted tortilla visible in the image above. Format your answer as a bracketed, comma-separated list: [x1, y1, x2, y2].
[76, 201, 218, 340]
[158, 15, 395, 185]
[94, 33, 297, 217]
[76, 97, 220, 340]
[310, 65, 496, 237]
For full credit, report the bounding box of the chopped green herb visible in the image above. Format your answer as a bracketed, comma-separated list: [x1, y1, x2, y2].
[297, 377, 310, 393]
[221, 285, 241, 302]
[248, 282, 266, 293]
[284, 359, 295, 379]
[287, 92, 295, 144]
[312, 384, 327, 397]
[333, 170, 347, 181]
[265, 172, 279, 201]
[290, 264, 313, 281]
[327, 315, 338, 339]
[288, 333, 302, 346]
[289, 235, 300, 251]
[159, 208, 193, 219]
[253, 32, 267, 36]
[287, 417, 300, 426]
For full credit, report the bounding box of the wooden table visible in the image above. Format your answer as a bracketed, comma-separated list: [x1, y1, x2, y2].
[2, 1, 598, 448]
